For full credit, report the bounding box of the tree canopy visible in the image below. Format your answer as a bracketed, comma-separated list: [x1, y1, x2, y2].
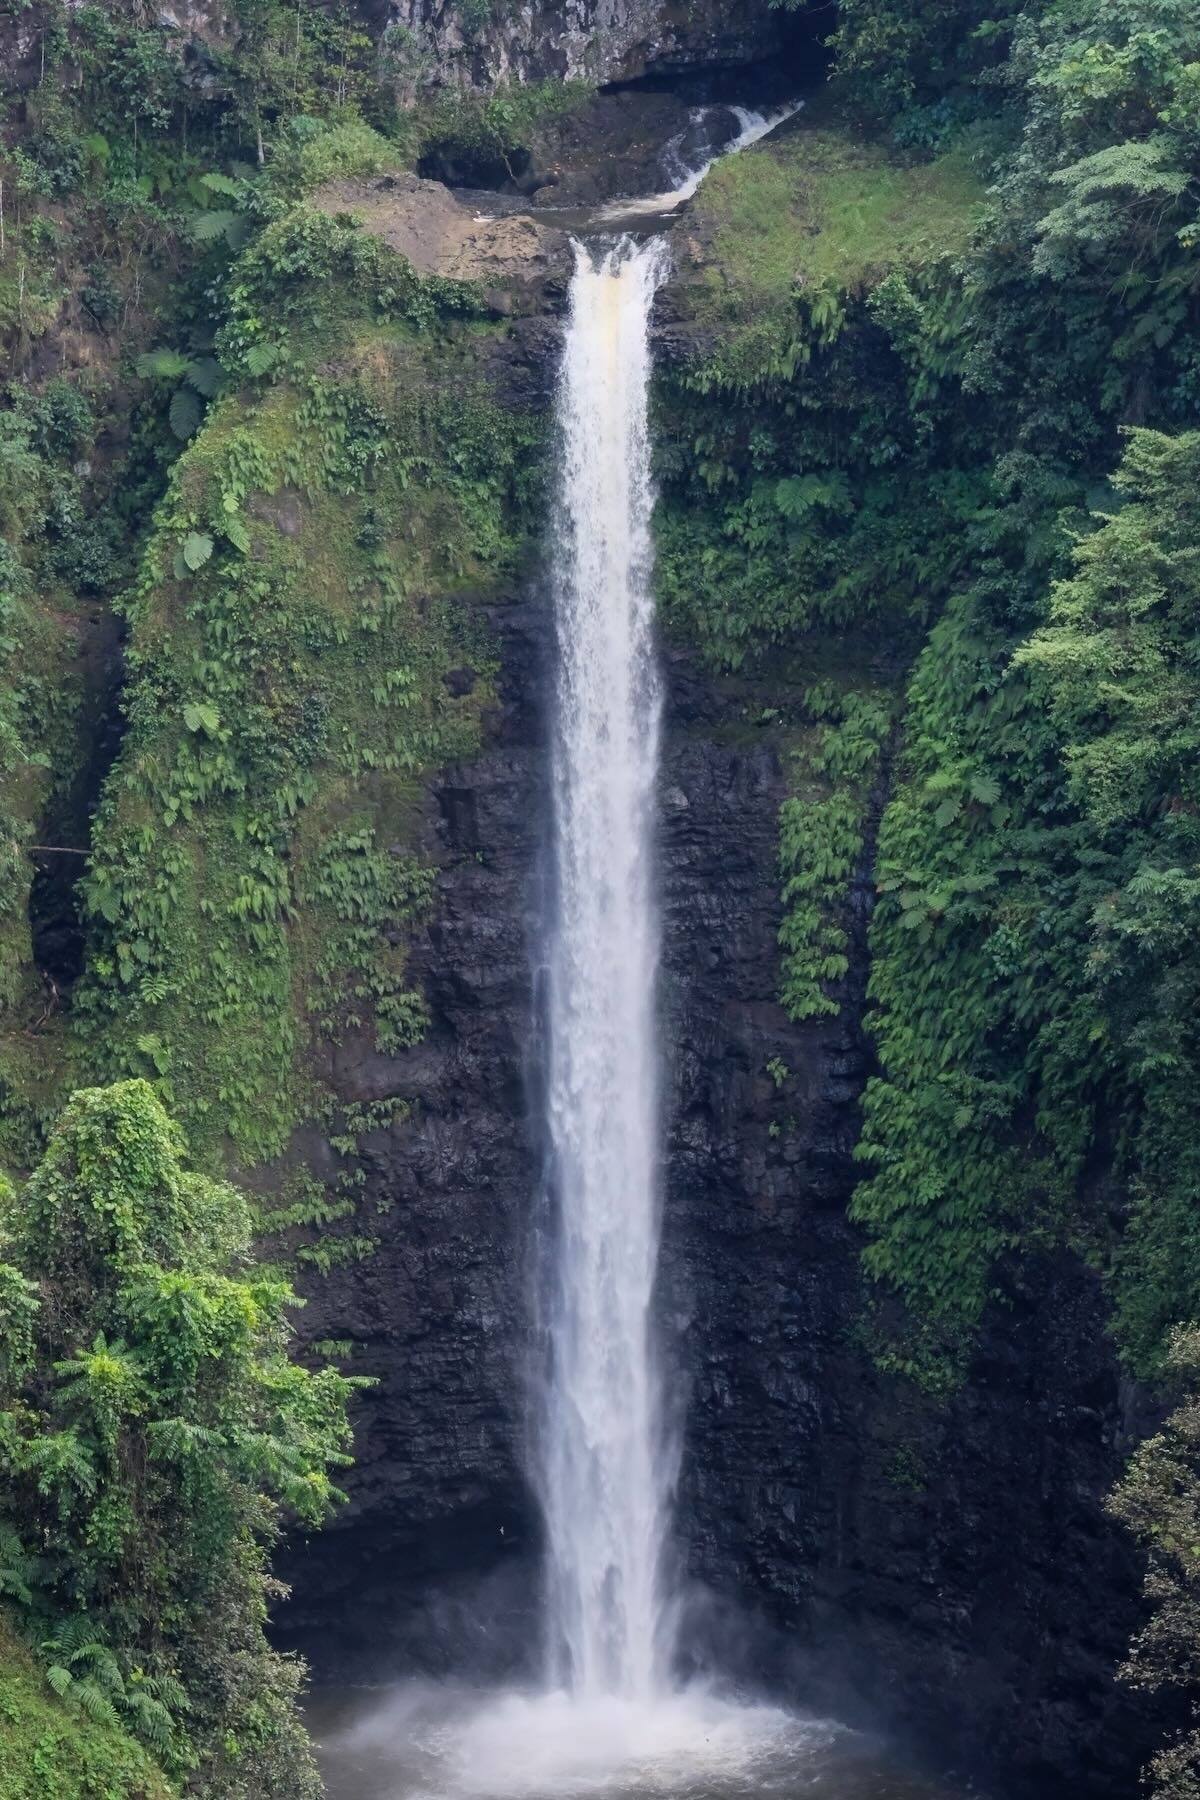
[0, 1080, 360, 1796]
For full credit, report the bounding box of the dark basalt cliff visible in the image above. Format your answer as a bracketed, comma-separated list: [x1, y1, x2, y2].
[278, 570, 1151, 1798]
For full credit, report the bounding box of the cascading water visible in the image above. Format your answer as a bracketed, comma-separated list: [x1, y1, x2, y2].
[307, 97, 957, 1800]
[538, 233, 674, 1702]
[598, 103, 804, 221]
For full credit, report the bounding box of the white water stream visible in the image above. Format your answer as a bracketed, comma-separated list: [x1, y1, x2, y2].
[598, 103, 804, 221]
[536, 95, 803, 1699]
[539, 231, 673, 1702]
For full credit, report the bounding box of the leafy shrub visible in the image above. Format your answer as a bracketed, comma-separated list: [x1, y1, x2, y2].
[779, 689, 893, 1020]
[1110, 1327, 1200, 1800]
[269, 115, 395, 196]
[0, 1080, 361, 1791]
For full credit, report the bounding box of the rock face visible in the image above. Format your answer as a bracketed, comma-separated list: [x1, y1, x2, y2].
[278, 571, 1155, 1797]
[389, 0, 789, 92]
[5, 0, 791, 103]
[314, 172, 571, 303]
[278, 586, 549, 1676]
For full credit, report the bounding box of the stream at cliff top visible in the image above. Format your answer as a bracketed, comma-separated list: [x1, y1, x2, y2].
[309, 107, 963, 1800]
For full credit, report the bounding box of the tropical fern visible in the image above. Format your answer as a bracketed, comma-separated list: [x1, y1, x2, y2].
[0, 1522, 37, 1605]
[40, 1617, 187, 1753]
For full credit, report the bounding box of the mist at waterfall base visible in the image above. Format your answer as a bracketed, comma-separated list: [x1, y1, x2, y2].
[308, 1681, 958, 1799]
[309, 122, 964, 1800]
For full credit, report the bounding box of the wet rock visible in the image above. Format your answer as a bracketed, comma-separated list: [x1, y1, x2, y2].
[526, 90, 739, 210]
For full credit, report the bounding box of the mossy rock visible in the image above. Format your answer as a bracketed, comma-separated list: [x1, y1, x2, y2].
[665, 111, 986, 390]
[69, 216, 547, 1172]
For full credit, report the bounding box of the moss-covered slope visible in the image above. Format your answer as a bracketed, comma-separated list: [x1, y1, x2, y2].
[67, 208, 545, 1175]
[0, 1617, 172, 1800]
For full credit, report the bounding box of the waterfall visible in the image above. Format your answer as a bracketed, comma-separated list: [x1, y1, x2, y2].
[410, 219, 837, 1797]
[311, 98, 848, 1800]
[598, 102, 804, 220]
[539, 233, 674, 1701]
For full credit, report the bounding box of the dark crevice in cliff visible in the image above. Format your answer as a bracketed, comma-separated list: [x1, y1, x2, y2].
[420, 25, 831, 198]
[417, 138, 537, 193]
[28, 856, 86, 992]
[27, 610, 125, 996]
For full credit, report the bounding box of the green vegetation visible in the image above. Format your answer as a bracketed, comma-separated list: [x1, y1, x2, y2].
[661, 0, 1200, 1391]
[654, 128, 991, 669]
[0, 1617, 171, 1800]
[1111, 1328, 1200, 1800]
[0, 0, 416, 1176]
[664, 10, 1200, 1775]
[0, 5, 546, 1183]
[779, 686, 892, 1021]
[824, 0, 1024, 136]
[71, 207, 537, 1166]
[4, 0, 1200, 1789]
[0, 365, 163, 1170]
[406, 78, 593, 182]
[1018, 430, 1200, 1373]
[689, 124, 984, 321]
[0, 1080, 358, 1795]
[0, 6, 551, 1789]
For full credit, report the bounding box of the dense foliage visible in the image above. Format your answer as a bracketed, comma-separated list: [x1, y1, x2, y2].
[1, 0, 546, 1185]
[69, 207, 531, 1167]
[0, 5, 549, 1791]
[850, 0, 1200, 1380]
[0, 1616, 170, 1800]
[0, 1080, 358, 1794]
[659, 0, 1200, 1388]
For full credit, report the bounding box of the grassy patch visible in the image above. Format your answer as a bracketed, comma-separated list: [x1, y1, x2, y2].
[653, 126, 992, 663]
[690, 127, 985, 309]
[0, 1616, 172, 1800]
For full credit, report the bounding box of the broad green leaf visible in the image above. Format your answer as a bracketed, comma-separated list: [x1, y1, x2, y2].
[199, 171, 241, 196]
[89, 884, 121, 925]
[968, 773, 1001, 806]
[190, 208, 235, 241]
[245, 342, 280, 377]
[181, 531, 213, 572]
[186, 355, 222, 397]
[135, 347, 190, 380]
[182, 701, 220, 734]
[168, 387, 202, 440]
